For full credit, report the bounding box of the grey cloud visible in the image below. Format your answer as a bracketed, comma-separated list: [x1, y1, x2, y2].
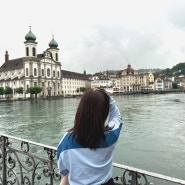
[169, 3, 185, 29]
[62, 25, 175, 74]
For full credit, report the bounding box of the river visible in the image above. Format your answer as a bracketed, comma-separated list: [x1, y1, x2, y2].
[0, 93, 185, 180]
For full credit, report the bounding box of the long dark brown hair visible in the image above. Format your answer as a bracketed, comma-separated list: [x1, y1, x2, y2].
[69, 89, 111, 149]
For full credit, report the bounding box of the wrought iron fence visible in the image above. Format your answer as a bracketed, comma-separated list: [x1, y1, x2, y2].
[0, 134, 185, 185]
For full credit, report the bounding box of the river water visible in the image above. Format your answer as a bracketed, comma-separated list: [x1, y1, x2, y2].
[0, 93, 185, 180]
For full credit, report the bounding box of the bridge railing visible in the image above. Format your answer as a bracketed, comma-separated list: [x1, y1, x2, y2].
[0, 134, 185, 185]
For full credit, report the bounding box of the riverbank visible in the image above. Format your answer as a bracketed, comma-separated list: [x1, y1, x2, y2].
[113, 89, 185, 95]
[0, 89, 184, 102]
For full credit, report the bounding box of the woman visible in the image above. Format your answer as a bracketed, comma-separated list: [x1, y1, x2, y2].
[57, 89, 123, 185]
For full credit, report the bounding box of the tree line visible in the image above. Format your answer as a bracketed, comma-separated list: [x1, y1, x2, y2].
[0, 86, 42, 99]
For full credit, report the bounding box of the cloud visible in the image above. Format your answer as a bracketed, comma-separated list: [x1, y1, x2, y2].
[1, 0, 185, 74]
[169, 2, 185, 30]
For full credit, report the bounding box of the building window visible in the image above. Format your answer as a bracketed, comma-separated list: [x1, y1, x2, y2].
[57, 71, 60, 78]
[32, 47, 36, 56]
[53, 70, 55, 77]
[26, 47, 29, 56]
[34, 82, 37, 86]
[56, 53, 58, 61]
[26, 68, 29, 76]
[34, 68, 37, 76]
[42, 69, 44, 76]
[47, 68, 50, 77]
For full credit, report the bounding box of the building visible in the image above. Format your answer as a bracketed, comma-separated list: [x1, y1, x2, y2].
[102, 70, 121, 93]
[120, 64, 140, 92]
[163, 77, 172, 90]
[62, 70, 91, 96]
[154, 77, 164, 90]
[140, 71, 154, 91]
[91, 72, 112, 89]
[174, 75, 185, 89]
[0, 27, 62, 98]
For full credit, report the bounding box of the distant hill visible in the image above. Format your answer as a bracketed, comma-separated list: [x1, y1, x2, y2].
[154, 62, 185, 77]
[138, 68, 162, 74]
[103, 62, 185, 77]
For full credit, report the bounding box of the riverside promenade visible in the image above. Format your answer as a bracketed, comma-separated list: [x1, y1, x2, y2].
[0, 134, 185, 185]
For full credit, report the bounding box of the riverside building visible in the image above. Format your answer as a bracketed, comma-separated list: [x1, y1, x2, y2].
[62, 70, 91, 97]
[0, 27, 62, 98]
[119, 64, 141, 92]
[0, 28, 92, 99]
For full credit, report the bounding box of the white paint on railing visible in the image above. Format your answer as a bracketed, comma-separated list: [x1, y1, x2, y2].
[113, 162, 185, 184]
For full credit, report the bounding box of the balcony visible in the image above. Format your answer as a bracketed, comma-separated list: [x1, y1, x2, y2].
[0, 134, 185, 185]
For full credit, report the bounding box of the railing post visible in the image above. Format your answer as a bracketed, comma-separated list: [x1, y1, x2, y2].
[45, 147, 56, 185]
[130, 171, 137, 185]
[1, 136, 7, 185]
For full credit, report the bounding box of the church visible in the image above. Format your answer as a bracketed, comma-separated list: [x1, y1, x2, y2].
[0, 27, 63, 98]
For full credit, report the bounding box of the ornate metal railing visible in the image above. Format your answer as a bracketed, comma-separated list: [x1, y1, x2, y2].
[0, 134, 185, 185]
[0, 134, 60, 185]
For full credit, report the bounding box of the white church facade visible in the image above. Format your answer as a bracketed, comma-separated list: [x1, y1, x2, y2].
[0, 28, 62, 98]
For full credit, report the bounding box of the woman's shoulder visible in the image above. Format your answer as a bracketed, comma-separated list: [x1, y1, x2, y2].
[58, 132, 83, 151]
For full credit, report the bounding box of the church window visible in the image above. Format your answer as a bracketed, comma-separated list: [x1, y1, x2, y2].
[26, 47, 29, 56]
[26, 68, 29, 76]
[32, 47, 36, 56]
[42, 69, 44, 76]
[56, 53, 58, 61]
[57, 71, 60, 78]
[34, 68, 37, 76]
[47, 68, 50, 77]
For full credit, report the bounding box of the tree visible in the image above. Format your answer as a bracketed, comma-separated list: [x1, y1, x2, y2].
[172, 82, 178, 89]
[0, 87, 5, 98]
[15, 87, 24, 94]
[79, 87, 87, 92]
[4, 86, 13, 99]
[28, 86, 42, 98]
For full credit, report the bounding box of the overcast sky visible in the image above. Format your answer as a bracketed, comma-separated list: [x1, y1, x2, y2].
[1, 0, 185, 74]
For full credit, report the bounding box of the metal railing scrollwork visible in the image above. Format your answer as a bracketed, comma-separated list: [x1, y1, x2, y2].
[0, 134, 61, 185]
[1, 134, 185, 185]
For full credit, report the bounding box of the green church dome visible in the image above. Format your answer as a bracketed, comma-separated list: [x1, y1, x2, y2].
[49, 37, 58, 48]
[25, 29, 36, 42]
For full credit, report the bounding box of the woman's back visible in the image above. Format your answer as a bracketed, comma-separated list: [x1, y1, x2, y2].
[57, 89, 123, 185]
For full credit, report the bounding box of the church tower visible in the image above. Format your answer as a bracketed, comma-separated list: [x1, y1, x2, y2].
[24, 26, 37, 57]
[47, 35, 59, 62]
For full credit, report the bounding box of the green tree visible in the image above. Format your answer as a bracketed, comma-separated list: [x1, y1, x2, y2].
[28, 86, 42, 98]
[4, 86, 13, 99]
[0, 87, 5, 98]
[79, 87, 87, 92]
[172, 82, 178, 89]
[15, 87, 24, 94]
